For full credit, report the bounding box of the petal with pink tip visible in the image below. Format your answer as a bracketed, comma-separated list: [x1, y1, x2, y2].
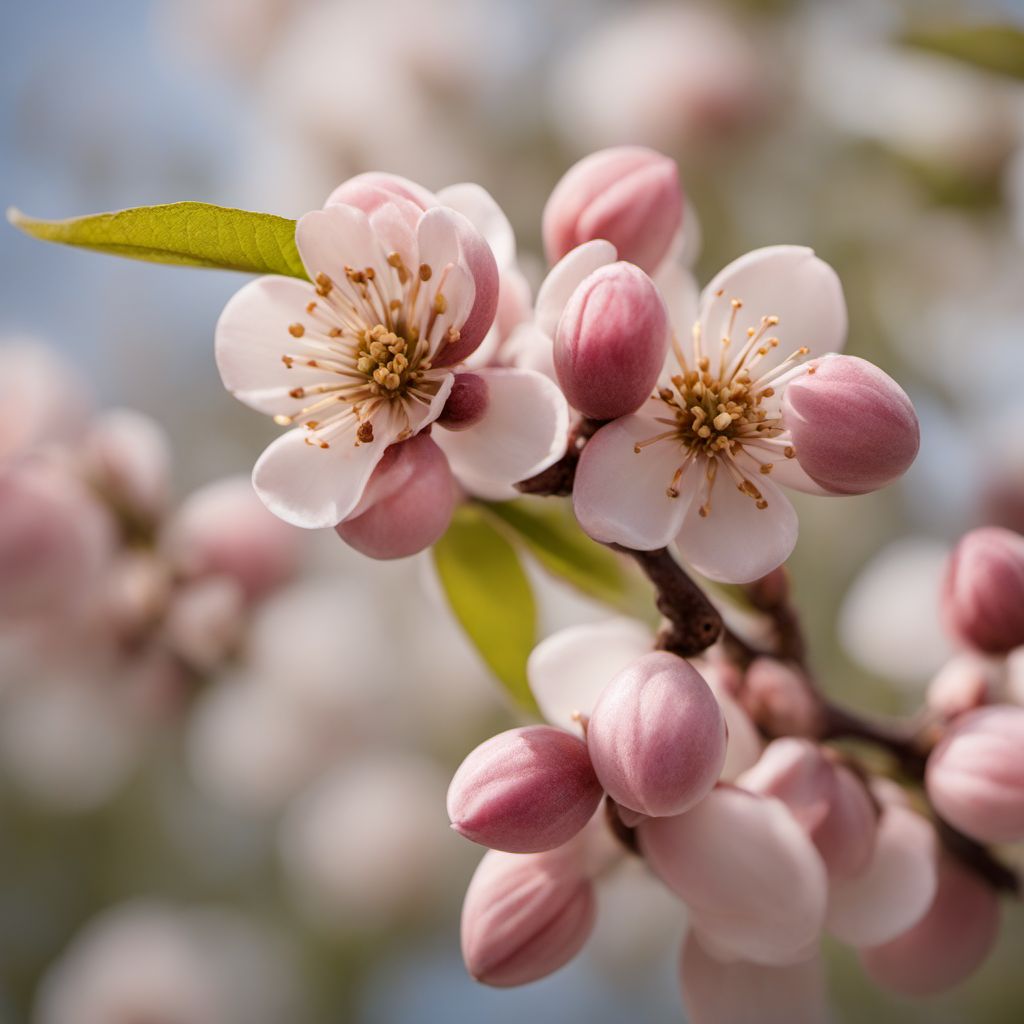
[535, 240, 617, 338]
[527, 619, 653, 732]
[674, 472, 798, 584]
[433, 367, 569, 501]
[325, 171, 436, 212]
[574, 414, 696, 549]
[699, 246, 847, 380]
[826, 804, 938, 947]
[681, 933, 828, 1024]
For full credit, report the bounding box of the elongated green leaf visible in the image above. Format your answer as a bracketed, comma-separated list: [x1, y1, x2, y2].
[484, 498, 647, 614]
[7, 203, 307, 278]
[433, 505, 539, 714]
[903, 24, 1024, 80]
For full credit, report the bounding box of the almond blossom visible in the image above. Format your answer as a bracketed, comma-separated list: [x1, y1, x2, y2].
[573, 245, 919, 583]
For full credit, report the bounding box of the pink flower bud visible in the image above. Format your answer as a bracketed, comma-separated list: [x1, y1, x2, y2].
[860, 856, 1000, 997]
[163, 476, 298, 602]
[737, 739, 835, 833]
[587, 652, 726, 817]
[926, 655, 992, 720]
[942, 526, 1024, 654]
[810, 766, 877, 881]
[81, 409, 171, 526]
[543, 147, 683, 274]
[640, 786, 828, 965]
[554, 262, 669, 420]
[437, 373, 489, 431]
[782, 355, 919, 495]
[336, 435, 457, 560]
[461, 842, 596, 987]
[742, 659, 823, 738]
[926, 704, 1024, 843]
[447, 726, 603, 853]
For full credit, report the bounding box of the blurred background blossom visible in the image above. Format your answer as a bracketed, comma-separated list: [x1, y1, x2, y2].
[2, 0, 1024, 1020]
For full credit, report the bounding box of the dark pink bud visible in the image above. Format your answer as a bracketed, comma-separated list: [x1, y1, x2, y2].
[587, 652, 726, 817]
[554, 262, 669, 420]
[860, 856, 1000, 997]
[783, 355, 919, 495]
[942, 526, 1024, 654]
[437, 373, 489, 431]
[336, 435, 457, 560]
[926, 704, 1024, 843]
[447, 725, 603, 853]
[461, 842, 596, 987]
[543, 147, 683, 274]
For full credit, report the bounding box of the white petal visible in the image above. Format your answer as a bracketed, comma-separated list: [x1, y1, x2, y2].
[574, 413, 696, 549]
[405, 371, 455, 436]
[654, 260, 700, 342]
[251, 414, 398, 529]
[535, 239, 617, 338]
[527, 618, 653, 731]
[295, 204, 385, 283]
[674, 473, 798, 584]
[826, 804, 938, 948]
[699, 246, 847, 379]
[501, 321, 556, 380]
[215, 276, 332, 416]
[681, 933, 828, 1024]
[416, 206, 463, 275]
[433, 368, 569, 500]
[436, 183, 516, 270]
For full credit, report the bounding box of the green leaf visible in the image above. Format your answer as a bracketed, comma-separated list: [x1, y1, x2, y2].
[433, 505, 539, 714]
[902, 24, 1024, 80]
[7, 203, 307, 279]
[484, 498, 647, 615]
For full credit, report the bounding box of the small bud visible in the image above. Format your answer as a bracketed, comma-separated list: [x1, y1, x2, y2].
[461, 842, 596, 987]
[860, 856, 1000, 997]
[447, 725, 603, 853]
[782, 354, 919, 495]
[554, 262, 669, 420]
[942, 526, 1024, 654]
[336, 435, 457, 560]
[640, 786, 828, 965]
[742, 659, 823, 738]
[543, 147, 683, 274]
[926, 704, 1024, 843]
[436, 373, 489, 431]
[587, 652, 726, 817]
[163, 476, 299, 602]
[925, 655, 992, 720]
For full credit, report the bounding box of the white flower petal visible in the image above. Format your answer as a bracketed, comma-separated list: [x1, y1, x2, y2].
[527, 618, 653, 731]
[699, 246, 847, 379]
[501, 321, 556, 380]
[535, 239, 617, 338]
[574, 413, 696, 549]
[436, 183, 516, 270]
[251, 414, 399, 529]
[433, 368, 569, 500]
[674, 473, 798, 584]
[295, 204, 385, 283]
[826, 804, 938, 948]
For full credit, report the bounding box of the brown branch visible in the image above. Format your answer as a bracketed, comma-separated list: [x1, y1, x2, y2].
[515, 417, 602, 497]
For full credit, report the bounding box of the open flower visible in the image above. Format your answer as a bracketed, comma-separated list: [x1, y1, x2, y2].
[574, 246, 919, 583]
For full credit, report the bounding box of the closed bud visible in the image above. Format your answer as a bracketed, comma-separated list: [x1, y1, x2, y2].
[461, 842, 596, 987]
[926, 655, 992, 720]
[554, 262, 668, 420]
[942, 526, 1024, 654]
[860, 856, 1000, 997]
[437, 373, 489, 431]
[587, 652, 726, 817]
[926, 704, 1024, 843]
[783, 355, 919, 495]
[336, 435, 457, 560]
[447, 725, 603, 853]
[543, 147, 683, 274]
[742, 659, 823, 737]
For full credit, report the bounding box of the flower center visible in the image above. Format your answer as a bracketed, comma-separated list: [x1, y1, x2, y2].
[633, 291, 809, 517]
[272, 252, 461, 450]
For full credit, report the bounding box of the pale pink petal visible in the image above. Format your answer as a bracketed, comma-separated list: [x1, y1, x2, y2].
[751, 450, 833, 497]
[325, 171, 436, 213]
[535, 240, 617, 338]
[574, 413, 696, 549]
[681, 933, 828, 1024]
[500, 322, 556, 380]
[367, 196, 421, 272]
[251, 412, 400, 529]
[826, 804, 938, 947]
[674, 474, 797, 584]
[436, 183, 516, 269]
[699, 246, 847, 379]
[215, 276, 330, 416]
[527, 619, 653, 732]
[294, 204, 385, 283]
[433, 368, 569, 500]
